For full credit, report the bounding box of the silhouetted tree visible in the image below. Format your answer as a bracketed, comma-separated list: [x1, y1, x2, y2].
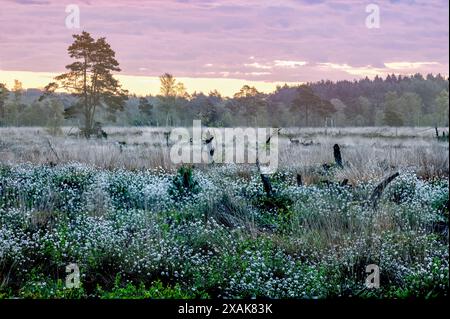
[160, 73, 177, 97]
[3, 80, 25, 126]
[290, 85, 335, 126]
[158, 73, 188, 126]
[383, 92, 403, 126]
[46, 99, 65, 135]
[397, 92, 422, 126]
[138, 97, 153, 125]
[435, 89, 449, 127]
[232, 85, 267, 126]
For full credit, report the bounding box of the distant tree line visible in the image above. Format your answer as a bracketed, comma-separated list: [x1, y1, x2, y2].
[0, 32, 448, 131]
[1, 73, 448, 130]
[0, 80, 65, 131]
[309, 73, 449, 127]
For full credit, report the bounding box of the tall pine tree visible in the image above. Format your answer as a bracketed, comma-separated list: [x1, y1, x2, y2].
[54, 31, 128, 137]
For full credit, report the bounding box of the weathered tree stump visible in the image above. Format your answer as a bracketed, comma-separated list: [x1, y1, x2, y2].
[164, 132, 170, 147]
[296, 174, 303, 186]
[256, 159, 273, 196]
[182, 169, 190, 189]
[260, 174, 273, 196]
[333, 144, 343, 168]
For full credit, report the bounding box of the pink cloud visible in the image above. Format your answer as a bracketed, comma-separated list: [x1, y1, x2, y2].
[0, 0, 448, 84]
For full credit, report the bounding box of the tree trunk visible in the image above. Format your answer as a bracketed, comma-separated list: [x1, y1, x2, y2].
[83, 53, 91, 138]
[305, 105, 309, 127]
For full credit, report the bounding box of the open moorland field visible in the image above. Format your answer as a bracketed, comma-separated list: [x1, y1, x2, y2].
[0, 126, 448, 299]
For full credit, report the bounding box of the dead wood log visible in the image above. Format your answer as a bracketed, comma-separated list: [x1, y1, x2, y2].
[266, 128, 281, 145]
[300, 140, 314, 146]
[340, 178, 349, 187]
[369, 172, 400, 208]
[204, 136, 214, 145]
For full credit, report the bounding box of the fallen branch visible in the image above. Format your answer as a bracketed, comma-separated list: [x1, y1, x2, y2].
[266, 128, 282, 145]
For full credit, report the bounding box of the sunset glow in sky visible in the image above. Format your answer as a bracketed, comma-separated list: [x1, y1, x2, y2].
[0, 0, 448, 96]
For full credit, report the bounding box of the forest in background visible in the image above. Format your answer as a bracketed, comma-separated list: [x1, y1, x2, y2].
[0, 72, 448, 130]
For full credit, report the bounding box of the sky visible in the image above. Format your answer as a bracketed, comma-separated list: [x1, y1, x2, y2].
[0, 0, 448, 96]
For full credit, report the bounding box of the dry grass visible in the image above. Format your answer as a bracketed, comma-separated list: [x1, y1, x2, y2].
[0, 126, 448, 181]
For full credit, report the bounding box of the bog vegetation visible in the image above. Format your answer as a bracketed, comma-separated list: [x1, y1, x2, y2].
[0, 159, 448, 298]
[0, 32, 448, 299]
[0, 126, 449, 299]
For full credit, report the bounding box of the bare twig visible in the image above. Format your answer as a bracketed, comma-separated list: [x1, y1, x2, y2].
[46, 138, 60, 162]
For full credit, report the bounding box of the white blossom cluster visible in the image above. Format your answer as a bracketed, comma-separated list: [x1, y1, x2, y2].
[0, 163, 448, 298]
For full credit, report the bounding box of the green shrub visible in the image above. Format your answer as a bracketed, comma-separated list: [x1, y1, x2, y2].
[168, 166, 200, 199]
[18, 271, 86, 299]
[96, 275, 199, 299]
